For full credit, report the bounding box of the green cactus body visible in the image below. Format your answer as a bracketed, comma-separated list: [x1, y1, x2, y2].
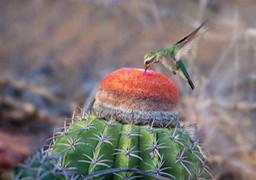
[49, 114, 206, 179]
[139, 126, 158, 179]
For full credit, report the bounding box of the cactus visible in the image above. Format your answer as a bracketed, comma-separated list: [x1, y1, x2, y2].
[13, 68, 212, 179]
[12, 149, 79, 179]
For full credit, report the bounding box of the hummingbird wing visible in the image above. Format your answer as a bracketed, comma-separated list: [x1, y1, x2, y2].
[177, 60, 195, 89]
[174, 21, 206, 61]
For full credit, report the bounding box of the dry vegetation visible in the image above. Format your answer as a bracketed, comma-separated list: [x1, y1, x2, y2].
[0, 0, 256, 179]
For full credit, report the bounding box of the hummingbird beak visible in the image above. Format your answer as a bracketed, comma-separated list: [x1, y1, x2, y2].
[144, 56, 156, 73]
[144, 64, 148, 73]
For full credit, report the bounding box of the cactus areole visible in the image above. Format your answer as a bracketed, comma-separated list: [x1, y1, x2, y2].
[93, 68, 179, 127]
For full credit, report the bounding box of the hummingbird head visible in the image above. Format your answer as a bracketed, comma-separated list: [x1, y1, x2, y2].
[144, 52, 157, 73]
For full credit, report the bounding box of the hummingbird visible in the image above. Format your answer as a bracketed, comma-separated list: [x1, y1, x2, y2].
[144, 22, 206, 90]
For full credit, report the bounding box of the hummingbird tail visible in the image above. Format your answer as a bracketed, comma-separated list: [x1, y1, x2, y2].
[178, 68, 195, 90]
[187, 79, 195, 90]
[176, 60, 195, 90]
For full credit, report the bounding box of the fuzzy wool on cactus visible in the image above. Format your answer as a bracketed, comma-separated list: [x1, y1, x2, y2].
[12, 68, 212, 179]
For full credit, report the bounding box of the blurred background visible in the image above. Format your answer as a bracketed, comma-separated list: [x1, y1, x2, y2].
[0, 0, 256, 179]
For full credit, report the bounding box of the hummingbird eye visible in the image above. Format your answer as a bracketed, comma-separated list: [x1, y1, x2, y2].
[145, 60, 150, 65]
[144, 56, 156, 65]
